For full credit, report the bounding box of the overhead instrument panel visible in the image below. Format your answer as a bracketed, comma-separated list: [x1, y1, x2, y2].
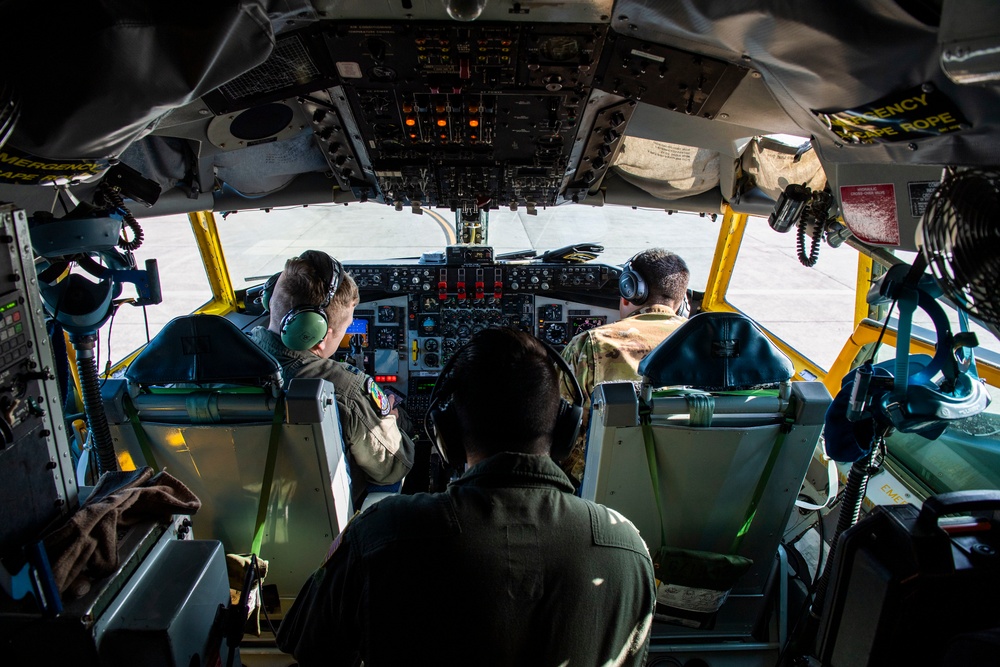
[311, 22, 609, 208]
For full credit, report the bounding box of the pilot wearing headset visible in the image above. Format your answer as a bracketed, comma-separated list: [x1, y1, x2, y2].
[559, 248, 690, 482]
[276, 327, 654, 666]
[250, 250, 414, 502]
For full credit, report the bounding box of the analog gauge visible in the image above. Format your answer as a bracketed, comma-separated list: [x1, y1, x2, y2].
[472, 310, 487, 323]
[439, 324, 457, 338]
[539, 36, 580, 62]
[457, 310, 472, 324]
[378, 305, 397, 323]
[486, 310, 502, 325]
[472, 323, 486, 334]
[424, 338, 439, 352]
[420, 315, 439, 336]
[542, 322, 569, 345]
[425, 352, 440, 367]
[538, 304, 563, 322]
[442, 310, 458, 325]
[375, 327, 398, 348]
[456, 324, 472, 339]
[422, 297, 440, 312]
[441, 338, 459, 355]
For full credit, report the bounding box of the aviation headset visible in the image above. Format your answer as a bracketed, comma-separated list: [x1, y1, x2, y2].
[262, 250, 346, 351]
[618, 252, 649, 306]
[424, 336, 585, 467]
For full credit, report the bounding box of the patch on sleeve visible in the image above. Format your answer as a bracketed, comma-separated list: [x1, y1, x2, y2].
[365, 377, 392, 417]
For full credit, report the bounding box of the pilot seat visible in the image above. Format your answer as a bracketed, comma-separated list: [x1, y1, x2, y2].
[101, 314, 353, 609]
[580, 311, 831, 666]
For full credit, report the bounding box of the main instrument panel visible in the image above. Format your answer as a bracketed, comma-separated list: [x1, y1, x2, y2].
[329, 255, 621, 433]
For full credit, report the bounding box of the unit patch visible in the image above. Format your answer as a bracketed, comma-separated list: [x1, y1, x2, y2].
[366, 377, 391, 416]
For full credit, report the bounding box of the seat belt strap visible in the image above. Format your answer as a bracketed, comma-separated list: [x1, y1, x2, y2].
[639, 399, 668, 556]
[122, 393, 159, 473]
[251, 397, 286, 557]
[728, 411, 795, 554]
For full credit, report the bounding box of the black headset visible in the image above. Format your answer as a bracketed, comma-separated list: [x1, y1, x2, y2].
[618, 252, 649, 306]
[266, 250, 345, 351]
[424, 338, 585, 468]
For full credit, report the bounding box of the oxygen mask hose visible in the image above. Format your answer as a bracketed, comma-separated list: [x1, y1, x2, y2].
[71, 333, 119, 475]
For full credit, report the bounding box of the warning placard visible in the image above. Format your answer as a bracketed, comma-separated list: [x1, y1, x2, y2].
[840, 183, 900, 245]
[0, 146, 107, 185]
[816, 84, 969, 144]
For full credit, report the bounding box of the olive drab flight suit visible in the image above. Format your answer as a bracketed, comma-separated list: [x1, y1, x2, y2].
[559, 304, 687, 481]
[276, 452, 655, 667]
[251, 327, 414, 499]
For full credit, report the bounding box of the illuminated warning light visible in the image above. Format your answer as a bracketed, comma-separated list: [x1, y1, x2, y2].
[405, 118, 417, 127]
[501, 39, 512, 46]
[440, 134, 448, 140]
[469, 105, 479, 113]
[409, 133, 418, 139]
[469, 134, 478, 140]
[402, 103, 413, 113]
[436, 119, 448, 127]
[375, 375, 399, 383]
[435, 105, 446, 113]
[469, 119, 479, 127]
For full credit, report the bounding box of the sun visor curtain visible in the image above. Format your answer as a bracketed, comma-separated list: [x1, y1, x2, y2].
[1, 1, 274, 161]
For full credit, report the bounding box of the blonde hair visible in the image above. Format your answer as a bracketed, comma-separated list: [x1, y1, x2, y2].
[270, 254, 359, 325]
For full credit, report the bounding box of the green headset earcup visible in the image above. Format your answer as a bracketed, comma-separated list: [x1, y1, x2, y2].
[280, 306, 329, 350]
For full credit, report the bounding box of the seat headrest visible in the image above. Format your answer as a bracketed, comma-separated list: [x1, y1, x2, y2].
[638, 311, 793, 390]
[126, 314, 281, 387]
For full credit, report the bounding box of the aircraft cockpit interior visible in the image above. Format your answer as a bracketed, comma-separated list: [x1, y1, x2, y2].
[1, 1, 1000, 665]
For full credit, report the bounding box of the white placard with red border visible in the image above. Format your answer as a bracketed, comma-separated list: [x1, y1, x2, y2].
[840, 183, 900, 245]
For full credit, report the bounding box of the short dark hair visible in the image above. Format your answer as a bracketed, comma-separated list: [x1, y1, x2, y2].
[631, 248, 689, 304]
[446, 328, 560, 458]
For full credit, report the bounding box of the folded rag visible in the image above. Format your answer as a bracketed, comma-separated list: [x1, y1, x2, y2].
[43, 467, 201, 598]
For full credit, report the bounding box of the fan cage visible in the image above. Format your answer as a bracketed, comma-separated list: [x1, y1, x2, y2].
[920, 168, 1000, 329]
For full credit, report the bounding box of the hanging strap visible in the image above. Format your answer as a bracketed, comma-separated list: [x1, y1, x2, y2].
[639, 401, 668, 556]
[728, 411, 794, 554]
[122, 393, 160, 473]
[639, 395, 795, 556]
[250, 397, 286, 557]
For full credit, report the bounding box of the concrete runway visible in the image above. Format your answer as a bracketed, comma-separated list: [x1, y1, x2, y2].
[106, 202, 864, 371]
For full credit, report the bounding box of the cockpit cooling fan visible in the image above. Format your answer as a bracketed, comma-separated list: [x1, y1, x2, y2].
[919, 168, 1000, 329]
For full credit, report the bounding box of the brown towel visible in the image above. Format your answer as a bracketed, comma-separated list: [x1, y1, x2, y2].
[43, 467, 201, 598]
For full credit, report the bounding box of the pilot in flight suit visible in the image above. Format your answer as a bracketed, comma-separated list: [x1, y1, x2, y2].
[250, 250, 414, 502]
[560, 248, 690, 482]
[276, 328, 655, 667]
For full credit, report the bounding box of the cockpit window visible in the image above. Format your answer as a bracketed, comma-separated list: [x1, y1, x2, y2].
[214, 203, 723, 292]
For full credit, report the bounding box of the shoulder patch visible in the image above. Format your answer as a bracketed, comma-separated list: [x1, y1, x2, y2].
[365, 376, 392, 416]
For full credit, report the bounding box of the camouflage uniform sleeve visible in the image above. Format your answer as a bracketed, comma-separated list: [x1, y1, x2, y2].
[338, 375, 416, 486]
[559, 333, 597, 482]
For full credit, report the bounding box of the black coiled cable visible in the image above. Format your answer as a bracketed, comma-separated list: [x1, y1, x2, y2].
[71, 333, 118, 475]
[96, 184, 144, 252]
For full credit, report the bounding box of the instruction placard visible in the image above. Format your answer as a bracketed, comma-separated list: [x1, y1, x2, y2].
[816, 84, 969, 144]
[840, 183, 900, 245]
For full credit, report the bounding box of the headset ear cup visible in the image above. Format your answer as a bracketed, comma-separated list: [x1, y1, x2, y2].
[280, 306, 330, 350]
[428, 401, 464, 467]
[551, 398, 583, 462]
[619, 262, 648, 305]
